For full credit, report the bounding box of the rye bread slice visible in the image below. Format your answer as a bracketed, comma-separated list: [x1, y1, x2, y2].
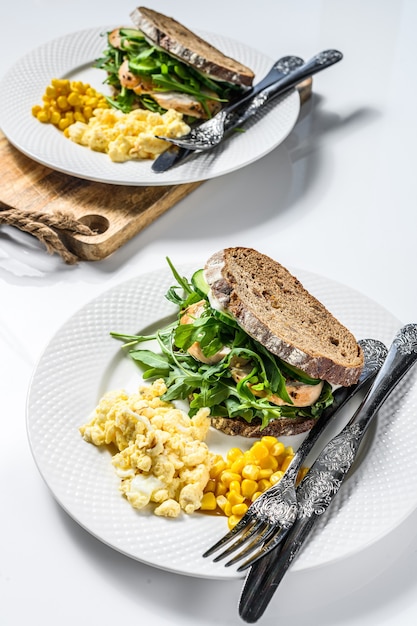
[211, 415, 317, 437]
[130, 7, 255, 87]
[204, 247, 364, 387]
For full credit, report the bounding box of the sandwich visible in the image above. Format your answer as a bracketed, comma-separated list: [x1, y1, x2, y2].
[112, 248, 364, 437]
[95, 6, 255, 118]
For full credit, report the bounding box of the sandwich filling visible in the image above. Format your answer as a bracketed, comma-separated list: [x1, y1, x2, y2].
[95, 28, 245, 118]
[111, 261, 334, 431]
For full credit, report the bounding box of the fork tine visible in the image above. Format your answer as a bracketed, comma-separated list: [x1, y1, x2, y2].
[202, 511, 258, 557]
[236, 526, 290, 572]
[224, 524, 278, 567]
[213, 520, 268, 563]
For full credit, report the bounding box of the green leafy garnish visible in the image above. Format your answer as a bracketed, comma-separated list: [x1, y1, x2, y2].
[94, 28, 242, 115]
[110, 258, 334, 430]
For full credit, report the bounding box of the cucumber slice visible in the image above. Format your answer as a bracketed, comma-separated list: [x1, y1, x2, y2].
[119, 28, 146, 40]
[191, 269, 240, 328]
[191, 269, 209, 297]
[211, 307, 240, 328]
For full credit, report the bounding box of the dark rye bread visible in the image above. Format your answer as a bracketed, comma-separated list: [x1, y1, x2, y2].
[130, 7, 255, 87]
[204, 248, 364, 387]
[211, 415, 317, 438]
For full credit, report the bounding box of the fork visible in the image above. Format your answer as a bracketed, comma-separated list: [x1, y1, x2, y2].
[152, 54, 305, 173]
[239, 323, 417, 623]
[156, 49, 342, 150]
[202, 338, 387, 571]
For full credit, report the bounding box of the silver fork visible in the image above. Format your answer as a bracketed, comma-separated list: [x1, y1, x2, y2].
[202, 338, 387, 571]
[239, 324, 417, 623]
[156, 49, 342, 150]
[152, 54, 305, 173]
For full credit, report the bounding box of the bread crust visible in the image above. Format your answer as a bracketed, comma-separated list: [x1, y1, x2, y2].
[204, 248, 364, 387]
[211, 416, 316, 437]
[130, 7, 254, 86]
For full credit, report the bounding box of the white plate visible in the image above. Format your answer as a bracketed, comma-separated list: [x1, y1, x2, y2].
[26, 264, 417, 579]
[0, 27, 300, 186]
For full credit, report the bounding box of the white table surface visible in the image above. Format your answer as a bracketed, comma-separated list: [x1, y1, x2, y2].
[1, 1, 416, 624]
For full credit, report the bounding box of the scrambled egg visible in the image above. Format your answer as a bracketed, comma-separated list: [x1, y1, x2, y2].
[79, 379, 214, 517]
[67, 107, 190, 161]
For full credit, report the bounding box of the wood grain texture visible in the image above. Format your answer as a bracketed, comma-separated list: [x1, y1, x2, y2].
[0, 78, 311, 261]
[0, 133, 203, 260]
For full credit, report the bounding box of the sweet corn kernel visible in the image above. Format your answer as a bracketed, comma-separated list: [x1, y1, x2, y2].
[223, 501, 233, 517]
[260, 436, 278, 450]
[243, 449, 255, 463]
[241, 464, 260, 481]
[241, 479, 258, 498]
[257, 478, 272, 492]
[281, 455, 295, 472]
[229, 480, 241, 494]
[202, 436, 309, 528]
[232, 503, 248, 517]
[270, 441, 286, 457]
[67, 91, 82, 107]
[215, 481, 227, 497]
[258, 468, 273, 479]
[227, 491, 245, 506]
[50, 111, 61, 125]
[230, 456, 246, 474]
[270, 470, 284, 485]
[210, 456, 227, 479]
[36, 110, 50, 123]
[228, 514, 242, 530]
[57, 95, 70, 110]
[205, 479, 216, 493]
[58, 118, 71, 130]
[227, 447, 243, 462]
[216, 495, 228, 512]
[250, 441, 269, 461]
[221, 471, 242, 486]
[200, 492, 217, 511]
[45, 85, 57, 98]
[258, 455, 278, 470]
[32, 79, 109, 132]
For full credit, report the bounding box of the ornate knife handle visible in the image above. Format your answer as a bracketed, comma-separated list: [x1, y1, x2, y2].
[239, 324, 417, 624]
[297, 323, 417, 518]
[225, 49, 343, 132]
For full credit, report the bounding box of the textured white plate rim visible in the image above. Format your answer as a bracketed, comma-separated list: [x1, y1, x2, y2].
[0, 26, 300, 186]
[26, 264, 417, 580]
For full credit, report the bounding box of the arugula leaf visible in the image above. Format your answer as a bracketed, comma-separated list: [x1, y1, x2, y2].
[111, 259, 334, 429]
[94, 29, 242, 115]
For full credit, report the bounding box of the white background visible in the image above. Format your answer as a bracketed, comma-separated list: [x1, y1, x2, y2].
[1, 1, 416, 625]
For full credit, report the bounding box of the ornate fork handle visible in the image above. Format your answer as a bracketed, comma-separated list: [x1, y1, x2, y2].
[202, 338, 386, 568]
[156, 49, 343, 150]
[228, 49, 342, 130]
[239, 324, 417, 624]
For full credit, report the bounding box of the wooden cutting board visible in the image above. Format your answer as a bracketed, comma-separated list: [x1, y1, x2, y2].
[0, 79, 311, 263]
[0, 132, 203, 261]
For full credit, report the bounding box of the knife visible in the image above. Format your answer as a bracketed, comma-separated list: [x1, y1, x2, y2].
[152, 49, 342, 173]
[151, 56, 304, 173]
[151, 74, 298, 172]
[238, 323, 417, 623]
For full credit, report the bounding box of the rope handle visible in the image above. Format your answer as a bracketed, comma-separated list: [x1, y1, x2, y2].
[0, 205, 94, 264]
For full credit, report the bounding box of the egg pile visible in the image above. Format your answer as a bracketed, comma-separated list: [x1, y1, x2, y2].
[67, 107, 190, 161]
[79, 379, 213, 518]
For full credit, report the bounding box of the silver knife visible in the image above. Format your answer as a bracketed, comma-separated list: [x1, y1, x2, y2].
[238, 323, 417, 623]
[152, 49, 342, 172]
[151, 55, 305, 173]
